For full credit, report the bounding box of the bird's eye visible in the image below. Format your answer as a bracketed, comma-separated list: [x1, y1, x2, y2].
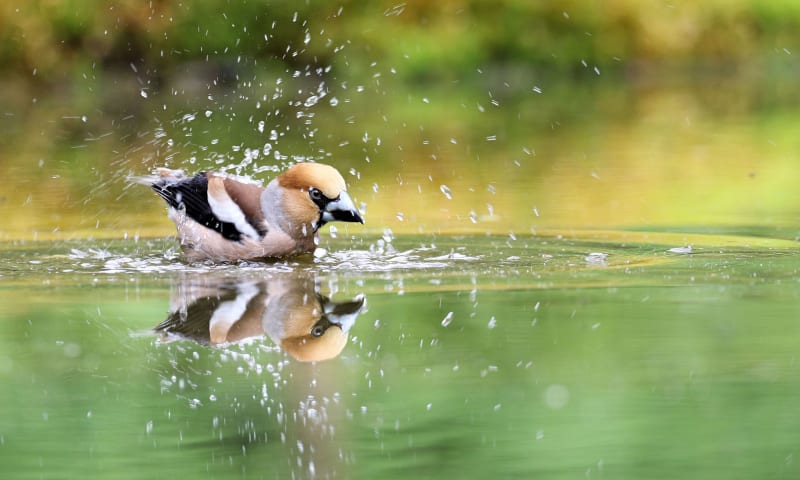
[311, 324, 326, 338]
[309, 188, 323, 201]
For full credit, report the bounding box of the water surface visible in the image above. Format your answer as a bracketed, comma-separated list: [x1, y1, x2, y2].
[1, 230, 799, 479]
[2, 48, 800, 478]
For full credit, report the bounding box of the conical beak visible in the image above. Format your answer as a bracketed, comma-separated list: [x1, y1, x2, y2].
[322, 191, 364, 224]
[322, 293, 366, 333]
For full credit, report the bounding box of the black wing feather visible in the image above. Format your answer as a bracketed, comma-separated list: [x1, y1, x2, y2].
[153, 293, 229, 344]
[151, 172, 243, 241]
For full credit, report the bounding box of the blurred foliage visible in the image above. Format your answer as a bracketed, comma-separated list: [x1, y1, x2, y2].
[3, 72, 800, 241]
[3, 0, 800, 87]
[2, 0, 800, 240]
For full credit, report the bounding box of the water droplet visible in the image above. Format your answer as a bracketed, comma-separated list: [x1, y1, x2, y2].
[441, 312, 454, 327]
[585, 252, 608, 265]
[329, 97, 339, 106]
[668, 245, 693, 254]
[544, 384, 570, 409]
[439, 185, 452, 199]
[140, 89, 148, 99]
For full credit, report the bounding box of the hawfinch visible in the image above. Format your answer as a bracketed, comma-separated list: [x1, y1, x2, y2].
[155, 273, 365, 362]
[147, 163, 363, 262]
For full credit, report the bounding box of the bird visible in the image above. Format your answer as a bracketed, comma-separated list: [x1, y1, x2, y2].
[154, 273, 366, 362]
[145, 162, 363, 261]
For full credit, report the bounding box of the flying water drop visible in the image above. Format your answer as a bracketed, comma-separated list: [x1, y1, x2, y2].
[441, 312, 454, 327]
[439, 185, 452, 199]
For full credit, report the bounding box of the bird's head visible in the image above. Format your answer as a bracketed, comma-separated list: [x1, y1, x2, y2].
[277, 163, 364, 234]
[278, 292, 366, 362]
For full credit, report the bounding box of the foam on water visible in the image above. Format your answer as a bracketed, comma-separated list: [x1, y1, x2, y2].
[2, 237, 481, 278]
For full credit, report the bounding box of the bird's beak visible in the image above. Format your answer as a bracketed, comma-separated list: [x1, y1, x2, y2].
[322, 293, 366, 333]
[322, 191, 364, 224]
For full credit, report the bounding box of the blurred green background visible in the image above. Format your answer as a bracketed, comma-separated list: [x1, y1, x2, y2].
[1, 0, 799, 238]
[3, 4, 800, 479]
[5, 1, 800, 82]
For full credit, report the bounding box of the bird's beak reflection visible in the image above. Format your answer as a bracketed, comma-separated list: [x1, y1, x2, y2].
[155, 273, 366, 362]
[322, 293, 365, 333]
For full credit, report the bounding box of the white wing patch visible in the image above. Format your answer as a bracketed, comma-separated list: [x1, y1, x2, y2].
[207, 176, 261, 240]
[208, 282, 260, 343]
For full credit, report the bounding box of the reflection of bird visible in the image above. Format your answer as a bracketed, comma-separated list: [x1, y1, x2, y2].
[145, 163, 363, 262]
[155, 274, 365, 362]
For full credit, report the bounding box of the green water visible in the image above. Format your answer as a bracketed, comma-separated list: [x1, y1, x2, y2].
[6, 3, 800, 477]
[2, 33, 800, 478]
[1, 232, 799, 479]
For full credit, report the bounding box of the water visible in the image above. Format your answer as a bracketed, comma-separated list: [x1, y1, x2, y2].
[3, 37, 800, 479]
[1, 229, 800, 478]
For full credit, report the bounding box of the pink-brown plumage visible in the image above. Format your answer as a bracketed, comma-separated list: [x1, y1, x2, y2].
[147, 163, 363, 262]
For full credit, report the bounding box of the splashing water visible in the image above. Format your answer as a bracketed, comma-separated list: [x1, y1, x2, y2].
[440, 185, 452, 200]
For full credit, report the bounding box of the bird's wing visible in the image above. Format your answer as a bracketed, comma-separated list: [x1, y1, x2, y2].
[222, 177, 268, 235]
[151, 172, 266, 241]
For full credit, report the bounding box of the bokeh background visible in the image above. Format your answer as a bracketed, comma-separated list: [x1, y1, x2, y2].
[4, 4, 800, 479]
[1, 0, 800, 239]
